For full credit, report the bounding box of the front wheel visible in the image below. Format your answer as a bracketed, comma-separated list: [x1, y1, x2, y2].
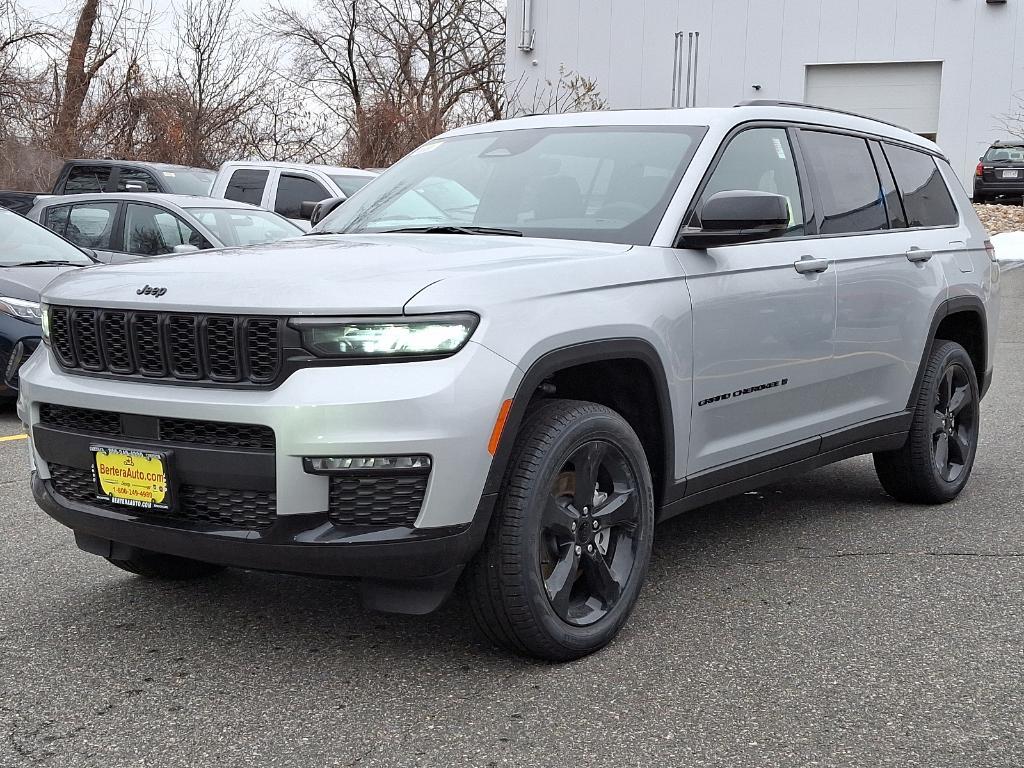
[466, 399, 655, 661]
[874, 341, 980, 504]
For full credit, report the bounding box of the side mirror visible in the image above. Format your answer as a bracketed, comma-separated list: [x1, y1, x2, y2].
[676, 190, 792, 249]
[309, 195, 347, 228]
[298, 200, 319, 220]
[172, 244, 200, 254]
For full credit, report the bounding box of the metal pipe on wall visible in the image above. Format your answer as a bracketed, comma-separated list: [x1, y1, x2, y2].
[671, 32, 681, 107]
[519, 0, 535, 52]
[691, 31, 700, 107]
[685, 33, 694, 108]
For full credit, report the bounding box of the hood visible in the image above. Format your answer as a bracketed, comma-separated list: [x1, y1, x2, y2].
[0, 265, 81, 302]
[41, 234, 631, 314]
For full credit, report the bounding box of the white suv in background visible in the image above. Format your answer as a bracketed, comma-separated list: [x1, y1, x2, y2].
[210, 162, 377, 229]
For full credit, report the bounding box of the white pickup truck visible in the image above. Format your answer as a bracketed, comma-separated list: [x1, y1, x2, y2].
[209, 161, 377, 229]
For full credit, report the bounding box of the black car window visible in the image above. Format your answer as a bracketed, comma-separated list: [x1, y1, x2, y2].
[225, 169, 269, 206]
[63, 165, 112, 194]
[869, 142, 907, 229]
[883, 144, 958, 228]
[800, 130, 888, 235]
[64, 202, 118, 249]
[42, 205, 72, 237]
[124, 203, 210, 256]
[116, 167, 158, 192]
[275, 174, 329, 219]
[691, 127, 806, 238]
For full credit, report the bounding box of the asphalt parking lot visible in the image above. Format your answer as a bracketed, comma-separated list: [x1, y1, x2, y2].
[1, 268, 1022, 768]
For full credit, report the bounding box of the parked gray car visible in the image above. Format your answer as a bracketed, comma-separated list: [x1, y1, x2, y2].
[28, 193, 303, 262]
[19, 103, 1000, 660]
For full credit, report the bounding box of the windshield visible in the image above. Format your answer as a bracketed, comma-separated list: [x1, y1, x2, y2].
[0, 209, 92, 266]
[984, 147, 1024, 163]
[160, 169, 216, 195]
[328, 174, 375, 197]
[317, 126, 707, 245]
[185, 207, 303, 247]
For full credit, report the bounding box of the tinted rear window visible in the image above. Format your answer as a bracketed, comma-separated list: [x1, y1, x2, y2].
[800, 131, 887, 235]
[983, 146, 1024, 163]
[225, 169, 269, 206]
[63, 165, 112, 194]
[883, 144, 958, 228]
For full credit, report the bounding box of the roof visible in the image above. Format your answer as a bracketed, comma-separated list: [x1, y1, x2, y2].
[217, 161, 376, 177]
[989, 140, 1024, 148]
[32, 192, 262, 210]
[64, 159, 214, 173]
[441, 103, 943, 156]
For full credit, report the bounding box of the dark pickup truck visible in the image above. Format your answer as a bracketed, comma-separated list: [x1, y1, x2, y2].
[0, 159, 215, 214]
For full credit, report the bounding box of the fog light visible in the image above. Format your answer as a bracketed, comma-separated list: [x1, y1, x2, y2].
[303, 455, 431, 474]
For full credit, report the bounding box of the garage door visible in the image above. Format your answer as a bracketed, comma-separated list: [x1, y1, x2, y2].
[805, 62, 942, 137]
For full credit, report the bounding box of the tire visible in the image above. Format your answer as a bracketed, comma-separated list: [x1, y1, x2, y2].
[873, 341, 980, 504]
[107, 549, 225, 580]
[466, 399, 655, 661]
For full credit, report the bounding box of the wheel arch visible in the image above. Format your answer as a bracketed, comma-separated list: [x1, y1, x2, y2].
[482, 339, 676, 507]
[910, 296, 989, 407]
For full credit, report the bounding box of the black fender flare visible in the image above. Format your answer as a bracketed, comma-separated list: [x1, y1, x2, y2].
[909, 295, 990, 407]
[480, 338, 677, 505]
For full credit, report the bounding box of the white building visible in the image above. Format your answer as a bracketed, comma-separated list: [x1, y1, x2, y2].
[505, 0, 1022, 192]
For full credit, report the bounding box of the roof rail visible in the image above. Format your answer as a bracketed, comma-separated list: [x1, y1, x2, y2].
[734, 99, 912, 134]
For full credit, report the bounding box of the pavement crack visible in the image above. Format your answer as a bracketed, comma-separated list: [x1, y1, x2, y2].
[728, 550, 1024, 567]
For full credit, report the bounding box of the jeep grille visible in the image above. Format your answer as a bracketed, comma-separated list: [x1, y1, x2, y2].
[49, 306, 283, 386]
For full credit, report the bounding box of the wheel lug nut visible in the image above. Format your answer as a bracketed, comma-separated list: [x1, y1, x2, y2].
[592, 520, 599, 530]
[574, 545, 582, 555]
[571, 521, 577, 532]
[587, 544, 594, 553]
[582, 506, 589, 516]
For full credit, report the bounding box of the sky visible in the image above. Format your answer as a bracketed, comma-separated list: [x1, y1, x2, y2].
[29, 0, 311, 45]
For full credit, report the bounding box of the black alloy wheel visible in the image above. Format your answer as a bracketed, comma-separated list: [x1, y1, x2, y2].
[539, 440, 642, 627]
[931, 363, 976, 484]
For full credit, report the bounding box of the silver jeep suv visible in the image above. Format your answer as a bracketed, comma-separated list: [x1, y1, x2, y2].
[20, 103, 1000, 660]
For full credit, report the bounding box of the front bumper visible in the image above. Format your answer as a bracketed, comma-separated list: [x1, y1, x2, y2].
[33, 472, 494, 612]
[20, 341, 520, 528]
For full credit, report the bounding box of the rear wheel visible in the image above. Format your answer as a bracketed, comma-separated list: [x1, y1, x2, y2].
[466, 399, 655, 661]
[874, 341, 980, 504]
[107, 549, 224, 580]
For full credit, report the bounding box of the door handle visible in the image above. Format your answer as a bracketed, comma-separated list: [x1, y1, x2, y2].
[906, 247, 933, 263]
[794, 256, 829, 274]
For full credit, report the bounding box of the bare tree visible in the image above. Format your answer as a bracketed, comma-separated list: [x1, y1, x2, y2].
[162, 0, 263, 166]
[267, 0, 505, 167]
[50, 0, 131, 156]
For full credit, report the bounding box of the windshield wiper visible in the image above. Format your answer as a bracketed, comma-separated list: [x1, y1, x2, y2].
[382, 225, 523, 237]
[4, 260, 87, 267]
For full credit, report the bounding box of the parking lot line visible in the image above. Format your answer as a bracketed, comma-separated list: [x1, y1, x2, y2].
[0, 433, 27, 442]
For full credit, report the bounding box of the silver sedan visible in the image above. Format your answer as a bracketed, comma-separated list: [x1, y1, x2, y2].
[27, 193, 304, 263]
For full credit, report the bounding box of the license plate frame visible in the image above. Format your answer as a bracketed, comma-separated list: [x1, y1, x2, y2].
[92, 445, 174, 511]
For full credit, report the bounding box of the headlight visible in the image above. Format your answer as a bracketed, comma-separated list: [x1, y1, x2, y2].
[0, 296, 42, 322]
[40, 302, 50, 343]
[293, 313, 478, 359]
